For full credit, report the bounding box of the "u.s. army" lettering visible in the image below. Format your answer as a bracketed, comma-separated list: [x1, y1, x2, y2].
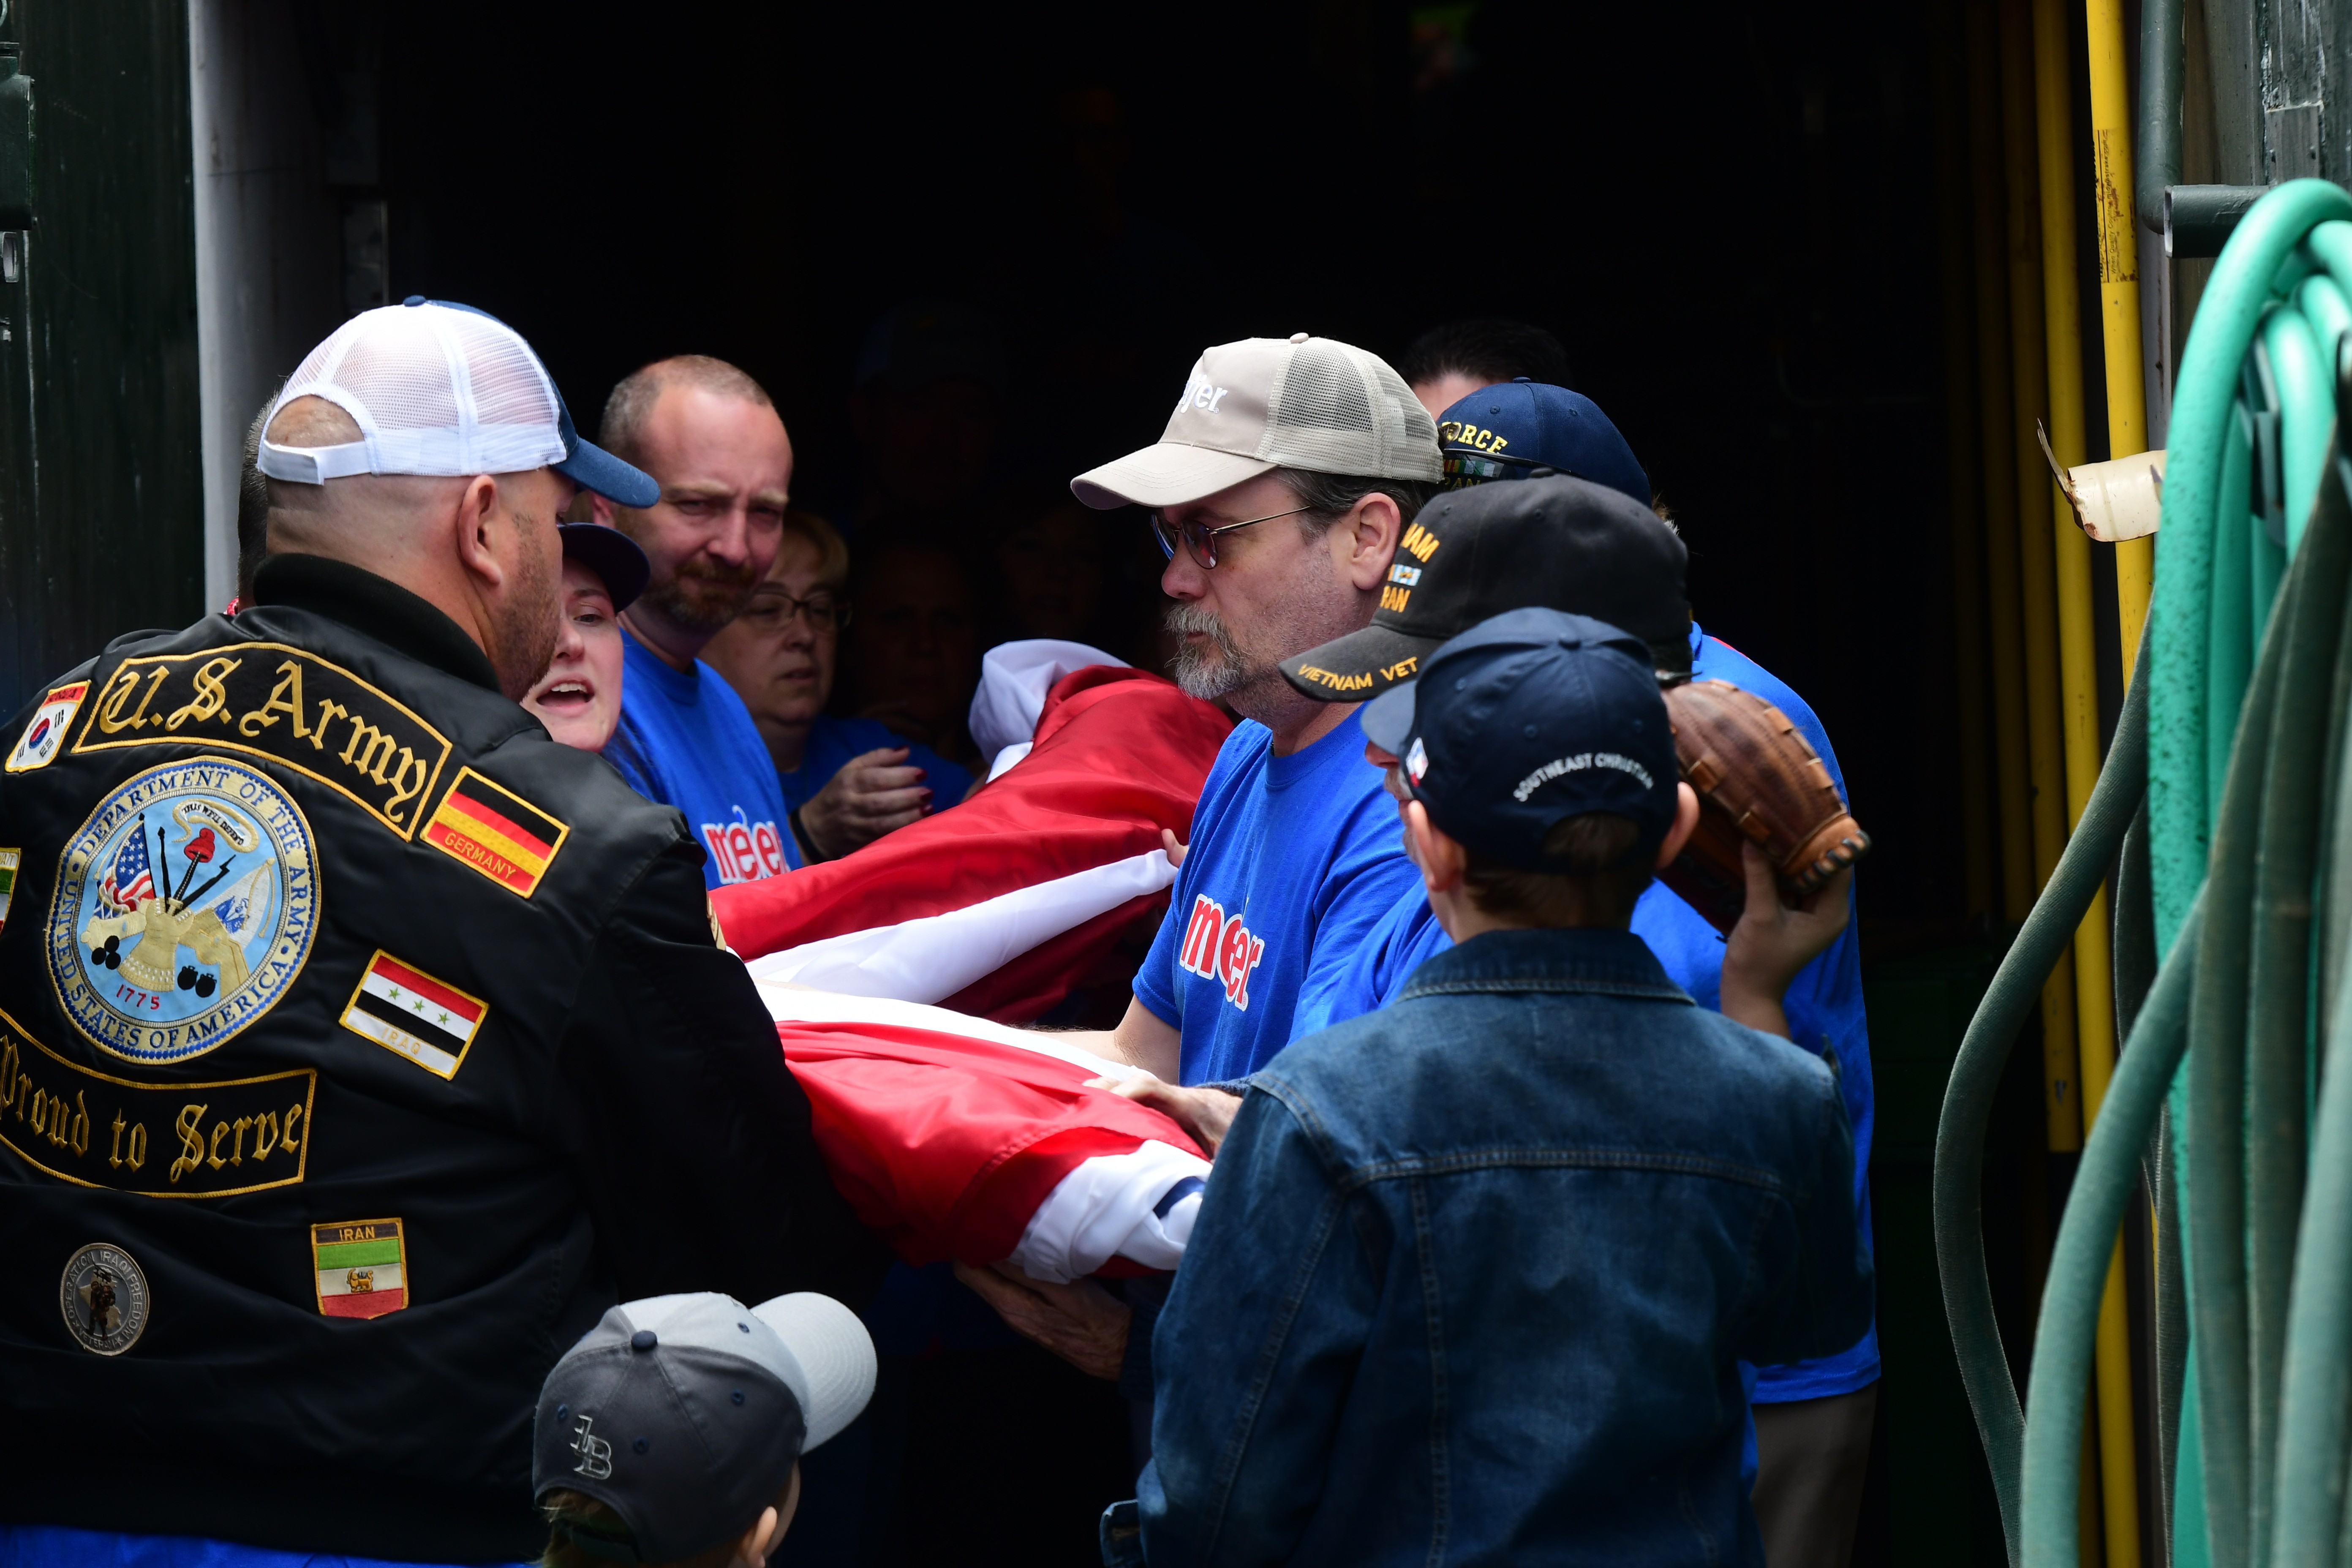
[0, 1010, 313, 1198]
[74, 645, 454, 837]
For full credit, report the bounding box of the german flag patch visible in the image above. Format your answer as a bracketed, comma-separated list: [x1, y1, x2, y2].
[421, 768, 568, 898]
[313, 1217, 407, 1318]
[340, 950, 487, 1080]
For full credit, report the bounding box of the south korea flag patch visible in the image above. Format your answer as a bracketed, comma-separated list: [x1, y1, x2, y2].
[339, 949, 487, 1080]
[7, 681, 88, 773]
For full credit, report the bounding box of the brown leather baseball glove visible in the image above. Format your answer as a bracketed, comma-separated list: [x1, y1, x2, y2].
[1657, 679, 1869, 934]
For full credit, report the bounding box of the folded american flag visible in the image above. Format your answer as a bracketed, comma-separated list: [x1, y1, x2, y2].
[715, 658, 1232, 1023]
[759, 983, 1209, 1282]
[710, 652, 1233, 1277]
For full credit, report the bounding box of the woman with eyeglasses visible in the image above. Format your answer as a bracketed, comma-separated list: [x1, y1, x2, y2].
[704, 510, 974, 862]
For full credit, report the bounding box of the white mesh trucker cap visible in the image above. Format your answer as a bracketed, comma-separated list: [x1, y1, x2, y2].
[256, 297, 659, 508]
[1070, 332, 1443, 510]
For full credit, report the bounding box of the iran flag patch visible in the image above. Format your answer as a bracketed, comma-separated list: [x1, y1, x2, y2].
[7, 681, 88, 773]
[339, 950, 487, 1080]
[313, 1218, 407, 1318]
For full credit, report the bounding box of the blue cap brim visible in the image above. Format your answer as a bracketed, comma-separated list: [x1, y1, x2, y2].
[558, 523, 651, 612]
[1359, 681, 1418, 755]
[555, 433, 659, 510]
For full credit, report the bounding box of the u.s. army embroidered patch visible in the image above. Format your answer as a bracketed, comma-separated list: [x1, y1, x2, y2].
[72, 646, 452, 836]
[47, 755, 321, 1064]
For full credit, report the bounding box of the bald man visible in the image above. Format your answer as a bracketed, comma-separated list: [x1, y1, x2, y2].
[593, 355, 803, 887]
[0, 302, 882, 1568]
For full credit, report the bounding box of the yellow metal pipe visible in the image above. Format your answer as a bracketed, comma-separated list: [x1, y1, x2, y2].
[2084, 0, 2154, 678]
[2033, 0, 2142, 1564]
[1999, 0, 2083, 1165]
[1967, 0, 2040, 926]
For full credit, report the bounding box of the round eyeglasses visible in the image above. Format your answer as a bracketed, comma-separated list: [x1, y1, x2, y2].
[1150, 504, 1314, 570]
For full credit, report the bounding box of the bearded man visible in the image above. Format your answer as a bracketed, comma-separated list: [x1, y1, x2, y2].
[1054, 334, 1441, 1091]
[951, 333, 1441, 1378]
[593, 355, 801, 886]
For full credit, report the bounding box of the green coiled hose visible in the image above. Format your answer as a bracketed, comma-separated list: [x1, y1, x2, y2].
[1934, 631, 2151, 1557]
[1937, 177, 2352, 1568]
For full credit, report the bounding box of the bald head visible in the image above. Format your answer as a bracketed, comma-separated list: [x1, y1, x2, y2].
[588, 357, 793, 669]
[599, 355, 776, 471]
[260, 393, 573, 701]
[263, 397, 469, 560]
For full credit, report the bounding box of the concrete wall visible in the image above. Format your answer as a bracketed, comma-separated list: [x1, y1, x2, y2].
[186, 0, 338, 610]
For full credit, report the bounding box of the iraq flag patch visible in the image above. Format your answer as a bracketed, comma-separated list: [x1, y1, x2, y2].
[340, 949, 486, 1080]
[313, 1218, 407, 1318]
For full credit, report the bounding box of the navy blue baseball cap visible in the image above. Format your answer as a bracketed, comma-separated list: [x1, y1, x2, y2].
[1437, 380, 1650, 506]
[1361, 607, 1680, 869]
[256, 297, 662, 510]
[558, 523, 651, 611]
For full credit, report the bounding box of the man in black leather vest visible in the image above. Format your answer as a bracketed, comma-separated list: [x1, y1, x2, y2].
[0, 300, 885, 1564]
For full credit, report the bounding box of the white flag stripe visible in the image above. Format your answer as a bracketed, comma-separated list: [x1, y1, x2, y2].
[342, 1008, 460, 1078]
[360, 970, 480, 1041]
[315, 1261, 405, 1296]
[745, 847, 1175, 1007]
[1011, 1138, 1211, 1283]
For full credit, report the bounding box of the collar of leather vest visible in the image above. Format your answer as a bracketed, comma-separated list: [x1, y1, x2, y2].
[251, 553, 501, 693]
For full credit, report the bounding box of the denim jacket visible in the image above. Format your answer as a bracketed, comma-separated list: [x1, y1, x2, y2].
[1113, 927, 1872, 1568]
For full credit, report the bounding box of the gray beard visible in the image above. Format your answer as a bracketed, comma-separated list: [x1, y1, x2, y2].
[1166, 604, 1268, 701]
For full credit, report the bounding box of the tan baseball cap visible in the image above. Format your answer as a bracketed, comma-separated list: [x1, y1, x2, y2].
[1070, 333, 1443, 510]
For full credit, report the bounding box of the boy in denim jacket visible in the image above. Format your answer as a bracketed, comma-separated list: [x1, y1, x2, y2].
[1109, 608, 1871, 1568]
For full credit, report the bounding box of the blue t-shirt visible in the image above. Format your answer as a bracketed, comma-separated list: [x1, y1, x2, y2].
[1134, 708, 1422, 1087]
[1287, 625, 1879, 1403]
[605, 629, 802, 889]
[776, 711, 975, 815]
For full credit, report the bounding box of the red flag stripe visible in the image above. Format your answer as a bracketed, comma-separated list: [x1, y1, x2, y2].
[365, 954, 482, 1023]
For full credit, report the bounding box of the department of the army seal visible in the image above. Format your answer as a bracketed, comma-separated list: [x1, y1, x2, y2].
[60, 1241, 150, 1355]
[47, 755, 321, 1064]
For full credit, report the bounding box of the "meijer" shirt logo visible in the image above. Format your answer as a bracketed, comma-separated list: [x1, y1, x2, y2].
[1176, 893, 1266, 1011]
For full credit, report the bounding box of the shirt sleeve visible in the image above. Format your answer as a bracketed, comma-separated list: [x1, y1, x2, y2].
[1132, 867, 1187, 1029]
[551, 833, 891, 1306]
[1140, 1089, 1381, 1567]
